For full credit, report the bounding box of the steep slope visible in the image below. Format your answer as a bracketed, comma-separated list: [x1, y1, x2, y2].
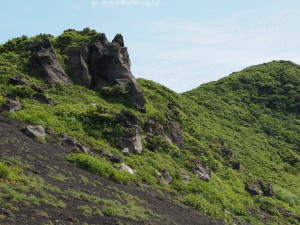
[0, 29, 300, 224]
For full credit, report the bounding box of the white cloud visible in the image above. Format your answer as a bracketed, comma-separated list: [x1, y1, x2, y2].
[90, 0, 160, 7]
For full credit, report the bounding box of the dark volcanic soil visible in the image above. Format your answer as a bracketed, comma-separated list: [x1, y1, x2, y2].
[0, 114, 222, 225]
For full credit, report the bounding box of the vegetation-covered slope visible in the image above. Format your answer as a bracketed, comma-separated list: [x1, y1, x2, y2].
[0, 29, 299, 224]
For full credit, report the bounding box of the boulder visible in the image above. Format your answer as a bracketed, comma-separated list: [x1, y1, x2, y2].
[67, 34, 145, 112]
[0, 99, 21, 113]
[32, 93, 54, 106]
[29, 39, 73, 85]
[180, 168, 190, 183]
[120, 163, 135, 175]
[8, 75, 31, 86]
[23, 125, 46, 140]
[193, 161, 211, 182]
[158, 168, 172, 185]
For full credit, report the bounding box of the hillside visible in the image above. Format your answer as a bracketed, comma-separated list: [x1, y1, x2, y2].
[0, 29, 299, 224]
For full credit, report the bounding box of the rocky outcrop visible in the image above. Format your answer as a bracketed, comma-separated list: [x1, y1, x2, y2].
[0, 94, 21, 113]
[245, 179, 274, 196]
[29, 39, 73, 85]
[192, 161, 211, 182]
[116, 127, 143, 155]
[167, 122, 185, 148]
[67, 34, 145, 112]
[144, 120, 172, 144]
[60, 135, 94, 156]
[23, 125, 46, 140]
[116, 110, 143, 155]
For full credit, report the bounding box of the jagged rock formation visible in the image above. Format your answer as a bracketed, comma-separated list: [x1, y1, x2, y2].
[29, 39, 73, 85]
[67, 34, 146, 112]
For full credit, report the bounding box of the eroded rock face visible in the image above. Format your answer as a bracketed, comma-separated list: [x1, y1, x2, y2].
[67, 34, 145, 112]
[116, 126, 143, 155]
[144, 120, 172, 145]
[29, 39, 73, 85]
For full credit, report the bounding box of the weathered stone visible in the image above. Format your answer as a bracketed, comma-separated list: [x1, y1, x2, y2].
[121, 148, 130, 156]
[23, 125, 46, 140]
[180, 168, 190, 184]
[193, 161, 211, 182]
[158, 168, 172, 185]
[76, 143, 94, 157]
[167, 122, 184, 148]
[144, 120, 172, 144]
[33, 93, 54, 106]
[246, 184, 263, 196]
[60, 136, 94, 156]
[112, 33, 124, 47]
[0, 99, 21, 113]
[29, 39, 73, 85]
[107, 153, 123, 163]
[9, 75, 31, 86]
[120, 163, 135, 175]
[118, 126, 143, 154]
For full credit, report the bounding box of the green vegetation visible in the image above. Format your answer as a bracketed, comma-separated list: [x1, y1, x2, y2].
[0, 29, 300, 224]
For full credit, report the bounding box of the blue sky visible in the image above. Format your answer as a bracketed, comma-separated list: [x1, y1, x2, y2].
[1, 0, 300, 92]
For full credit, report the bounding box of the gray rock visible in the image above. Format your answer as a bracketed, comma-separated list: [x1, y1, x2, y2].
[1, 99, 21, 113]
[29, 39, 73, 85]
[23, 125, 46, 140]
[67, 34, 145, 112]
[144, 120, 172, 144]
[180, 168, 190, 183]
[33, 93, 54, 106]
[76, 143, 94, 157]
[120, 163, 135, 175]
[158, 168, 172, 185]
[167, 122, 184, 148]
[60, 136, 94, 156]
[118, 127, 143, 154]
[193, 161, 211, 182]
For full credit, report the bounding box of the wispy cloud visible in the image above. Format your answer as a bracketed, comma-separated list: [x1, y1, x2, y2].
[90, 0, 160, 7]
